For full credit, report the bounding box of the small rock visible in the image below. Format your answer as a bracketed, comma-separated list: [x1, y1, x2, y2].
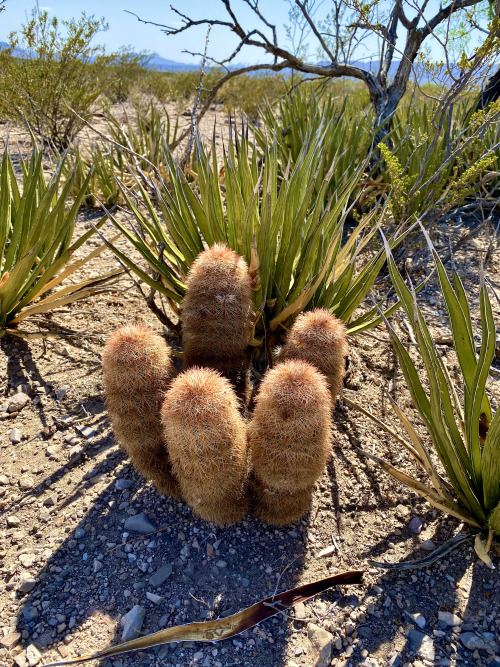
[216, 560, 227, 568]
[0, 474, 9, 485]
[19, 474, 34, 490]
[7, 515, 21, 527]
[79, 425, 95, 438]
[56, 385, 70, 400]
[22, 605, 39, 622]
[18, 575, 37, 593]
[10, 428, 22, 444]
[74, 527, 85, 539]
[115, 478, 133, 490]
[420, 540, 436, 551]
[408, 517, 423, 534]
[407, 629, 434, 660]
[146, 592, 163, 605]
[407, 612, 426, 629]
[43, 493, 57, 506]
[93, 559, 103, 573]
[14, 653, 27, 667]
[121, 605, 145, 641]
[460, 632, 486, 650]
[124, 512, 157, 535]
[0, 632, 21, 649]
[358, 626, 373, 638]
[294, 602, 307, 620]
[8, 393, 30, 413]
[149, 563, 173, 588]
[307, 623, 332, 667]
[26, 644, 42, 666]
[396, 504, 410, 518]
[438, 611, 461, 627]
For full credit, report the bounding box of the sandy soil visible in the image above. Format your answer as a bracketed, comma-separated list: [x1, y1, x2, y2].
[0, 105, 499, 667]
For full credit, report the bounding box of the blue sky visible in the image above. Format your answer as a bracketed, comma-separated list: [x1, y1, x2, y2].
[0, 0, 489, 66]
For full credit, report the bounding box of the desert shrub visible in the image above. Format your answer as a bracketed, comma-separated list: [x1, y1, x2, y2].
[104, 47, 152, 104]
[0, 148, 120, 335]
[0, 9, 113, 149]
[361, 229, 500, 537]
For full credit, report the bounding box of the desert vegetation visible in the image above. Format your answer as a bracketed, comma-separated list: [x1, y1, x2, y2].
[1, 1, 500, 665]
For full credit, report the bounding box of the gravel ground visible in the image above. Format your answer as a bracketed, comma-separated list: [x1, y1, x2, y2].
[0, 110, 499, 667]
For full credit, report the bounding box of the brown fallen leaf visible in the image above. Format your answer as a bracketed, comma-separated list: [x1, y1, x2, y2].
[42, 570, 363, 666]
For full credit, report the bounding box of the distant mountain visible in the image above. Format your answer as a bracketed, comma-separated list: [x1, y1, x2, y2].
[146, 54, 201, 72]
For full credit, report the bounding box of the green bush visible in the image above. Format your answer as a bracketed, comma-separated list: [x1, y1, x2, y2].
[0, 9, 112, 149]
[0, 149, 120, 335]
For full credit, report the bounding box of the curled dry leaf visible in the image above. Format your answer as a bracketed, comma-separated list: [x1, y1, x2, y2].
[42, 570, 363, 666]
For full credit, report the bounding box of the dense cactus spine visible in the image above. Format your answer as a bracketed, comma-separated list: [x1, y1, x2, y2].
[181, 243, 254, 390]
[102, 324, 181, 498]
[279, 308, 348, 399]
[249, 359, 333, 492]
[161, 367, 250, 525]
[252, 478, 315, 526]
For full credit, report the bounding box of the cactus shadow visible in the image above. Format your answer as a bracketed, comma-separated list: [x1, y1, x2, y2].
[13, 452, 319, 667]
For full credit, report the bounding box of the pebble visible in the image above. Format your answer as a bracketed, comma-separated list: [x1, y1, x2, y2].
[74, 527, 86, 539]
[121, 605, 145, 641]
[146, 592, 163, 605]
[460, 632, 487, 650]
[115, 478, 133, 490]
[8, 393, 30, 413]
[438, 611, 461, 627]
[407, 612, 426, 629]
[19, 474, 34, 490]
[10, 428, 22, 444]
[420, 540, 436, 550]
[294, 602, 307, 620]
[307, 623, 332, 667]
[408, 517, 423, 534]
[22, 606, 39, 622]
[18, 575, 37, 593]
[26, 644, 42, 666]
[43, 492, 57, 506]
[0, 474, 9, 484]
[406, 629, 435, 660]
[7, 515, 21, 527]
[56, 385, 70, 400]
[0, 632, 21, 649]
[149, 563, 173, 588]
[124, 512, 157, 534]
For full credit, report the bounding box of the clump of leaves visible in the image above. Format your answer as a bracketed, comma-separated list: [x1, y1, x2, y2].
[0, 148, 120, 335]
[360, 227, 500, 538]
[103, 125, 404, 351]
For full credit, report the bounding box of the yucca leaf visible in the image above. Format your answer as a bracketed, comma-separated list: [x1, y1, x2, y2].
[482, 406, 500, 513]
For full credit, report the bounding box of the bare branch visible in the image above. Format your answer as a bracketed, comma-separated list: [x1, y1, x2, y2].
[296, 0, 336, 62]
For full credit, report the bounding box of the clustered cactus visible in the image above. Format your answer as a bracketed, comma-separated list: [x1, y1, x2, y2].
[102, 243, 348, 526]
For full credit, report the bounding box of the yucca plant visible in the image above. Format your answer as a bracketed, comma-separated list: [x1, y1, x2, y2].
[255, 87, 371, 195]
[0, 149, 120, 335]
[105, 126, 405, 352]
[359, 226, 500, 538]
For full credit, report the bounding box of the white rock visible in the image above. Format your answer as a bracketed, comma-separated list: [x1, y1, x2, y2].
[8, 393, 30, 413]
[10, 428, 22, 444]
[438, 611, 462, 627]
[146, 592, 163, 605]
[26, 644, 42, 666]
[307, 623, 332, 667]
[121, 605, 146, 641]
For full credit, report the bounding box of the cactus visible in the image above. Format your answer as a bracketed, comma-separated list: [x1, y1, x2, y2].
[252, 477, 315, 526]
[161, 367, 250, 525]
[249, 359, 333, 524]
[279, 308, 348, 399]
[102, 323, 181, 498]
[181, 243, 254, 391]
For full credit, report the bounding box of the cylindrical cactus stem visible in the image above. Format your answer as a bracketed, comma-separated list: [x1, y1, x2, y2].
[249, 359, 332, 525]
[279, 308, 348, 400]
[252, 478, 315, 526]
[181, 243, 254, 392]
[102, 323, 181, 498]
[161, 367, 250, 525]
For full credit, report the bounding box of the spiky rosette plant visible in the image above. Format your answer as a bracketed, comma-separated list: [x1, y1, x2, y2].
[249, 359, 333, 524]
[278, 308, 348, 399]
[181, 243, 254, 391]
[102, 323, 181, 498]
[161, 367, 250, 526]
